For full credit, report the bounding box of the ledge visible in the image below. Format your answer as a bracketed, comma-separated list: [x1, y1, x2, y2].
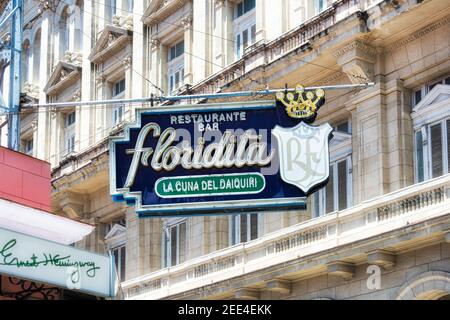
[121, 174, 450, 300]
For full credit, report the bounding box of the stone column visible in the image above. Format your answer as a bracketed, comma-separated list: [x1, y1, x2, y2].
[31, 120, 38, 158]
[36, 14, 50, 161]
[68, 7, 76, 52]
[255, 0, 266, 42]
[131, 0, 143, 119]
[97, 0, 106, 32]
[382, 79, 414, 191]
[265, 0, 287, 37]
[212, 0, 234, 68]
[348, 83, 388, 201]
[48, 109, 60, 167]
[181, 15, 194, 85]
[125, 207, 163, 279]
[192, 0, 209, 82]
[189, 216, 208, 258]
[94, 74, 106, 142]
[79, 0, 93, 151]
[209, 216, 229, 252]
[122, 56, 133, 120]
[149, 39, 161, 94]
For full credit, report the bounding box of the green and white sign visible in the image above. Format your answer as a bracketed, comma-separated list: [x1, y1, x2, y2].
[0, 227, 116, 297]
[155, 173, 266, 198]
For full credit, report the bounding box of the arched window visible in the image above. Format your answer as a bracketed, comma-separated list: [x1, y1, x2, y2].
[21, 39, 31, 84]
[32, 29, 41, 84]
[105, 0, 117, 24]
[123, 0, 133, 13]
[73, 0, 84, 51]
[59, 6, 70, 58]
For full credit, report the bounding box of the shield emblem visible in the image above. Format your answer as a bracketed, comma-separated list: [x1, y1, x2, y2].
[272, 122, 333, 194]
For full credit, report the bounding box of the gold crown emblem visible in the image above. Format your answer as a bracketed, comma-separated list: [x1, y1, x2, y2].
[276, 85, 325, 119]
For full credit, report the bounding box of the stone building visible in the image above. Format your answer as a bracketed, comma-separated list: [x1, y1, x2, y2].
[2, 0, 450, 300]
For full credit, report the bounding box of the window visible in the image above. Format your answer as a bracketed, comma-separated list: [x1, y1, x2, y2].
[415, 130, 425, 182]
[64, 111, 76, 155]
[106, 218, 126, 234]
[233, 1, 256, 60]
[59, 7, 69, 58]
[313, 156, 352, 216]
[113, 78, 125, 96]
[235, 0, 255, 19]
[65, 111, 75, 127]
[106, 0, 117, 23]
[163, 221, 187, 267]
[113, 106, 124, 125]
[415, 118, 450, 181]
[314, 0, 326, 14]
[104, 217, 126, 281]
[167, 41, 185, 94]
[24, 139, 33, 155]
[412, 75, 450, 107]
[334, 120, 352, 134]
[112, 79, 125, 125]
[124, 0, 133, 12]
[235, 25, 256, 59]
[230, 213, 258, 245]
[112, 245, 126, 281]
[168, 41, 184, 61]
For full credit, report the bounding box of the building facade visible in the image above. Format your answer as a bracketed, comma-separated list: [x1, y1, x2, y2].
[2, 0, 450, 300]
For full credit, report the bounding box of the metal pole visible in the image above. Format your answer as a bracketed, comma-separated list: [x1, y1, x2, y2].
[7, 0, 22, 151]
[0, 5, 18, 29]
[21, 82, 375, 109]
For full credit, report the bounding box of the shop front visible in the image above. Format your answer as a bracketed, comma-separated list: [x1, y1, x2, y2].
[0, 146, 116, 299]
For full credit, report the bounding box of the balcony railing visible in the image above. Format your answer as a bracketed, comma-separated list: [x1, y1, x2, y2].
[121, 174, 450, 300]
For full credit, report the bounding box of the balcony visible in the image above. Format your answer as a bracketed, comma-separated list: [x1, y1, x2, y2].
[121, 173, 450, 300]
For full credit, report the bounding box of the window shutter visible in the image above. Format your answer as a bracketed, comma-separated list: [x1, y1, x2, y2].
[250, 213, 258, 240]
[120, 246, 126, 281]
[170, 226, 177, 266]
[415, 131, 424, 182]
[325, 166, 334, 213]
[337, 160, 347, 211]
[179, 223, 186, 264]
[240, 214, 247, 243]
[430, 123, 443, 178]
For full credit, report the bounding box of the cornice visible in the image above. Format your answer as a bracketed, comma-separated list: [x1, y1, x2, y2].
[44, 61, 81, 96]
[142, 0, 189, 26]
[332, 40, 380, 59]
[88, 26, 132, 64]
[385, 14, 450, 53]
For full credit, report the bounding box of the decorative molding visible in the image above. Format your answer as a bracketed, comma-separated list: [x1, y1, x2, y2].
[385, 15, 450, 53]
[73, 90, 81, 102]
[122, 56, 132, 69]
[142, 0, 189, 26]
[234, 288, 260, 300]
[44, 61, 81, 96]
[333, 40, 379, 59]
[88, 25, 132, 64]
[64, 51, 82, 66]
[180, 14, 192, 30]
[108, 33, 118, 46]
[30, 120, 38, 131]
[367, 249, 396, 270]
[96, 75, 106, 87]
[317, 71, 346, 86]
[150, 38, 161, 48]
[22, 82, 40, 99]
[265, 280, 291, 295]
[214, 0, 226, 8]
[327, 261, 355, 280]
[111, 14, 134, 31]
